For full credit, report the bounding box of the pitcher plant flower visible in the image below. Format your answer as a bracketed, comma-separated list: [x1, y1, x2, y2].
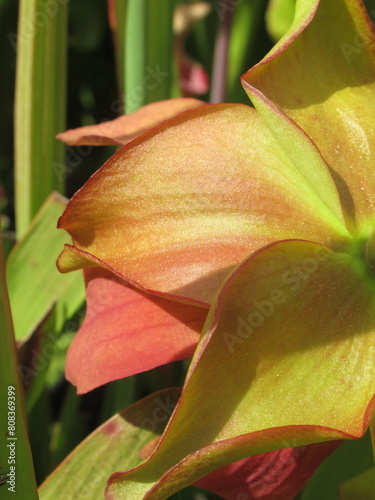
[58, 0, 375, 497]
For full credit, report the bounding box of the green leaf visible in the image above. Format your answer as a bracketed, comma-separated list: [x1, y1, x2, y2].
[339, 466, 375, 500]
[227, 0, 265, 103]
[6, 193, 85, 343]
[0, 239, 38, 499]
[49, 385, 87, 469]
[124, 0, 147, 113]
[22, 314, 74, 413]
[14, 0, 68, 238]
[124, 0, 174, 114]
[38, 389, 181, 500]
[145, 0, 174, 105]
[300, 431, 374, 500]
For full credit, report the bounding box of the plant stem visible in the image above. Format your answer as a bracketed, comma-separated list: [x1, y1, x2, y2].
[124, 0, 147, 114]
[210, 0, 235, 103]
[14, 0, 68, 238]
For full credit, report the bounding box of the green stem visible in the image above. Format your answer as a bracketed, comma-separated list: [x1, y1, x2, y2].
[14, 0, 68, 238]
[124, 0, 174, 114]
[227, 0, 265, 104]
[146, 1, 174, 104]
[124, 0, 148, 114]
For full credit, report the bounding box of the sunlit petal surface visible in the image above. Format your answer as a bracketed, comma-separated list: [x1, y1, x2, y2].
[106, 240, 375, 498]
[58, 103, 348, 305]
[243, 0, 375, 233]
[56, 98, 205, 146]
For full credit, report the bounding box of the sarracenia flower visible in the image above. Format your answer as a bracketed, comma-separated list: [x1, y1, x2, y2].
[58, 0, 375, 497]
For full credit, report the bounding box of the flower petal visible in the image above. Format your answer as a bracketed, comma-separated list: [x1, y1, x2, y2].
[66, 267, 206, 393]
[58, 103, 348, 305]
[56, 98, 205, 146]
[195, 441, 341, 500]
[243, 0, 375, 233]
[105, 240, 375, 498]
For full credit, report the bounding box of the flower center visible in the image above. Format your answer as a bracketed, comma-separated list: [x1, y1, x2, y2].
[344, 230, 375, 290]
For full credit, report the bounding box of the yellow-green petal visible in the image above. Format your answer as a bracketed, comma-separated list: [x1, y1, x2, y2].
[243, 0, 375, 234]
[105, 240, 375, 498]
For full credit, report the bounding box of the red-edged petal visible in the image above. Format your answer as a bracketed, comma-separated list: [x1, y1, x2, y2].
[56, 98, 205, 146]
[105, 240, 375, 498]
[66, 267, 206, 393]
[58, 103, 348, 305]
[243, 0, 375, 233]
[195, 441, 341, 500]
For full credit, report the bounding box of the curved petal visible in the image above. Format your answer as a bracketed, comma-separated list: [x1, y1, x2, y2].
[105, 240, 375, 498]
[243, 0, 375, 233]
[56, 98, 205, 146]
[67, 267, 206, 393]
[58, 103, 348, 305]
[195, 441, 341, 500]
